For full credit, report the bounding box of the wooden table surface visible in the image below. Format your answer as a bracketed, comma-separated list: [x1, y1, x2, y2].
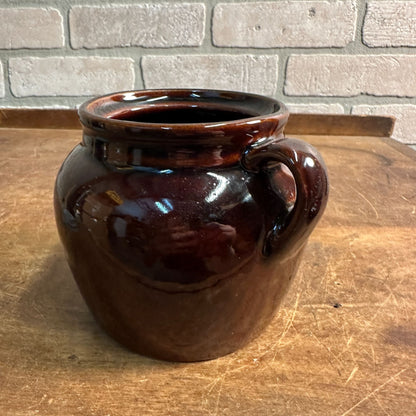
[1, 112, 415, 415]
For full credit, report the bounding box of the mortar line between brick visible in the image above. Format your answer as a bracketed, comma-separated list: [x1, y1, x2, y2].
[5, 45, 416, 59]
[0, 58, 7, 100]
[64, 3, 72, 51]
[6, 58, 16, 100]
[276, 51, 287, 100]
[205, 2, 214, 50]
[137, 58, 145, 89]
[356, 0, 369, 48]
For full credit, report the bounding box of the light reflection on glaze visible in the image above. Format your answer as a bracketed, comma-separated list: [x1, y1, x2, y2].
[205, 172, 229, 203]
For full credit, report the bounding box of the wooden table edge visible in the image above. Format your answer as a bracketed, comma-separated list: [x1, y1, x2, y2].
[0, 109, 396, 138]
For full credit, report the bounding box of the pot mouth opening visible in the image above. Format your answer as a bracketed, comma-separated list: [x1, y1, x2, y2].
[79, 89, 288, 131]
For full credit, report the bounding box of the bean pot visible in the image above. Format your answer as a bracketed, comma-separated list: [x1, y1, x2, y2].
[54, 89, 328, 362]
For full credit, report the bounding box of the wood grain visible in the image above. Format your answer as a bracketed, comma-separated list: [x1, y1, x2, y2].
[285, 113, 395, 137]
[0, 109, 80, 130]
[0, 118, 415, 415]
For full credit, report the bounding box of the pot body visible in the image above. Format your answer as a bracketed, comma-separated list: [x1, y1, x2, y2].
[54, 89, 328, 361]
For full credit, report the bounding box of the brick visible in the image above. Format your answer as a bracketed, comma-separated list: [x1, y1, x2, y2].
[142, 55, 278, 96]
[285, 55, 416, 97]
[286, 103, 344, 114]
[0, 8, 63, 49]
[9, 57, 135, 97]
[213, 1, 356, 48]
[0, 62, 4, 98]
[363, 1, 416, 47]
[70, 4, 205, 49]
[352, 105, 416, 144]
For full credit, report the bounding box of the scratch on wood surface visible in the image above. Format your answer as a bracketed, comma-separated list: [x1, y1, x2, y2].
[0, 210, 9, 226]
[271, 293, 300, 360]
[203, 363, 252, 400]
[252, 293, 301, 363]
[358, 275, 406, 335]
[348, 244, 357, 259]
[212, 374, 225, 416]
[340, 368, 407, 416]
[392, 374, 416, 400]
[374, 395, 392, 416]
[382, 279, 403, 324]
[204, 360, 235, 416]
[36, 210, 47, 242]
[347, 233, 360, 260]
[348, 185, 379, 219]
[370, 346, 377, 370]
[323, 262, 337, 298]
[309, 331, 343, 375]
[27, 393, 48, 410]
[345, 366, 359, 385]
[32, 304, 46, 322]
[335, 324, 359, 368]
[0, 199, 17, 225]
[33, 146, 39, 158]
[278, 293, 300, 344]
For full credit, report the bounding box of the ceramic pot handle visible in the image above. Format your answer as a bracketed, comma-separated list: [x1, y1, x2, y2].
[242, 138, 329, 257]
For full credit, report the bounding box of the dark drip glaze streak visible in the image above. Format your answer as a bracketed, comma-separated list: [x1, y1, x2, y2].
[55, 89, 328, 362]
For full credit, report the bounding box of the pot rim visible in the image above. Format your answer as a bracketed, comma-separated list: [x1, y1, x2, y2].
[78, 88, 289, 134]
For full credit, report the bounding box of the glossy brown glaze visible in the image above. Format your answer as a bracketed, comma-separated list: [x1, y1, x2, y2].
[54, 89, 328, 361]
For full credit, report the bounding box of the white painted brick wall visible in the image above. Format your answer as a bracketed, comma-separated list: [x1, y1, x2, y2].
[142, 55, 279, 96]
[9, 57, 135, 97]
[285, 55, 416, 97]
[213, 1, 356, 47]
[70, 4, 205, 49]
[286, 103, 344, 114]
[352, 105, 416, 144]
[363, 1, 416, 47]
[0, 1, 416, 145]
[0, 8, 64, 49]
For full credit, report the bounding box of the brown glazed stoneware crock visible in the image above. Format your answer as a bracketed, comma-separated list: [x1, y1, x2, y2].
[54, 89, 328, 362]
